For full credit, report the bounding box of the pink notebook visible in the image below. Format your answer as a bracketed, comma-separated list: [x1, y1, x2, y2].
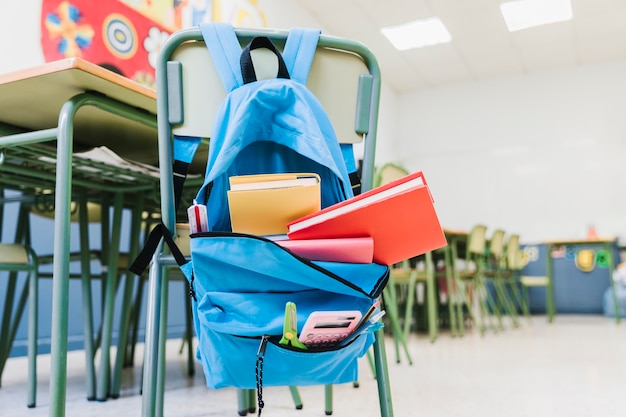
[276, 237, 374, 264]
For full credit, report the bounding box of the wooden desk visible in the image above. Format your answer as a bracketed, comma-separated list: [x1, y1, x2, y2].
[0, 58, 159, 417]
[543, 237, 619, 323]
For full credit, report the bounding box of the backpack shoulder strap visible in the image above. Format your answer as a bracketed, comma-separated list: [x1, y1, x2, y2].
[282, 28, 320, 84]
[200, 22, 244, 92]
[283, 28, 362, 195]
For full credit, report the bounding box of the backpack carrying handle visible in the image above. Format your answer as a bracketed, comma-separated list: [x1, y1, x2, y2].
[240, 36, 290, 84]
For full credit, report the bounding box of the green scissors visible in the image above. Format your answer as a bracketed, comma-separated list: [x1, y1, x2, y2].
[279, 301, 308, 350]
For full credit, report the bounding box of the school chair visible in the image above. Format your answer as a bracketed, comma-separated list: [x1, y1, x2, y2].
[483, 229, 519, 329]
[507, 234, 555, 322]
[0, 242, 38, 408]
[451, 224, 497, 335]
[373, 163, 419, 359]
[31, 191, 151, 402]
[501, 233, 528, 321]
[374, 162, 449, 346]
[29, 192, 112, 402]
[0, 186, 107, 407]
[138, 26, 393, 417]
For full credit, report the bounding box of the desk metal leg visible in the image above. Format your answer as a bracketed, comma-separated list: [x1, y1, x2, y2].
[49, 100, 76, 417]
[546, 245, 555, 323]
[605, 242, 620, 323]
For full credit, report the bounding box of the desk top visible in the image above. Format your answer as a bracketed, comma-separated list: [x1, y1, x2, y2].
[0, 58, 158, 164]
[544, 237, 617, 246]
[443, 228, 468, 238]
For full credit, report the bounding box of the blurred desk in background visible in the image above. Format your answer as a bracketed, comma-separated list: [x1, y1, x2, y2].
[521, 237, 619, 319]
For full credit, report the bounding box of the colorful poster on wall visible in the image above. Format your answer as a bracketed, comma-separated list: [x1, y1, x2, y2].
[40, 0, 267, 88]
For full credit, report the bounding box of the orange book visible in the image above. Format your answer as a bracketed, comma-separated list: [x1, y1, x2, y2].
[275, 237, 374, 263]
[286, 171, 447, 265]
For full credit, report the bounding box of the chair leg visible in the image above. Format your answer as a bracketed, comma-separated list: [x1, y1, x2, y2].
[0, 273, 18, 382]
[111, 201, 145, 398]
[77, 193, 97, 401]
[27, 267, 38, 408]
[521, 285, 531, 318]
[290, 386, 303, 409]
[494, 280, 519, 328]
[372, 328, 394, 417]
[402, 274, 416, 340]
[237, 389, 250, 416]
[96, 192, 124, 401]
[546, 281, 556, 323]
[155, 269, 171, 417]
[443, 269, 459, 337]
[382, 283, 400, 362]
[110, 271, 136, 399]
[141, 257, 165, 417]
[324, 384, 333, 415]
[0, 271, 33, 406]
[424, 252, 438, 343]
[126, 277, 145, 367]
[382, 287, 412, 365]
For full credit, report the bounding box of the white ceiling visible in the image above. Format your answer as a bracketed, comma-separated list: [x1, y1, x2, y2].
[292, 0, 626, 93]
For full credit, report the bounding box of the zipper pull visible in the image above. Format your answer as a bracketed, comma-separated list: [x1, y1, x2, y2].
[257, 335, 269, 358]
[255, 335, 269, 416]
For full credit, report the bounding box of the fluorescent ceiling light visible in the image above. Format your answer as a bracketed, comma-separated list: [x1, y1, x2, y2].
[381, 17, 452, 51]
[500, 0, 572, 32]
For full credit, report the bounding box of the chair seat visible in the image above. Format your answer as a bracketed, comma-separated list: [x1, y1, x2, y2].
[520, 276, 549, 286]
[390, 268, 428, 283]
[0, 243, 29, 264]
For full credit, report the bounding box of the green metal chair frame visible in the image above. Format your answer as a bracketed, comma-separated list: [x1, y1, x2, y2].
[483, 229, 520, 329]
[0, 242, 38, 408]
[505, 235, 556, 322]
[140, 27, 394, 417]
[452, 224, 497, 335]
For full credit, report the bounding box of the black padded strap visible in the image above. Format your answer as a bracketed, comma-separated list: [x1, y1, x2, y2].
[350, 171, 362, 196]
[240, 36, 290, 84]
[130, 153, 192, 276]
[128, 223, 187, 276]
[173, 159, 190, 213]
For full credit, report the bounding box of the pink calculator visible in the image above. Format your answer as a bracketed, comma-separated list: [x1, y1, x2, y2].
[298, 310, 362, 349]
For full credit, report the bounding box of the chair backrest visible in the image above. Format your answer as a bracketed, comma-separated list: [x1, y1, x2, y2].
[170, 39, 369, 145]
[466, 224, 488, 258]
[505, 234, 527, 271]
[30, 201, 103, 223]
[165, 28, 377, 178]
[488, 229, 506, 266]
[157, 27, 382, 230]
[373, 163, 409, 188]
[488, 229, 505, 257]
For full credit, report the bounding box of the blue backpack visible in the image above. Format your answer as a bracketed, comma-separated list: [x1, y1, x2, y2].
[131, 23, 389, 395]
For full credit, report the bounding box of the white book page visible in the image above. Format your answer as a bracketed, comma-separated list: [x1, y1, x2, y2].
[230, 176, 319, 191]
[289, 176, 425, 233]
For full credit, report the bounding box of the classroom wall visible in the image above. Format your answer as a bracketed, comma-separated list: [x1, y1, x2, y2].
[394, 59, 626, 243]
[0, 1, 44, 73]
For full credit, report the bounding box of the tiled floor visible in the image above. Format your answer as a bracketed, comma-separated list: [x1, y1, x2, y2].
[2, 315, 625, 417]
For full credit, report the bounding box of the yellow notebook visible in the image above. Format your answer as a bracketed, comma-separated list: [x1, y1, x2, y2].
[227, 173, 321, 235]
